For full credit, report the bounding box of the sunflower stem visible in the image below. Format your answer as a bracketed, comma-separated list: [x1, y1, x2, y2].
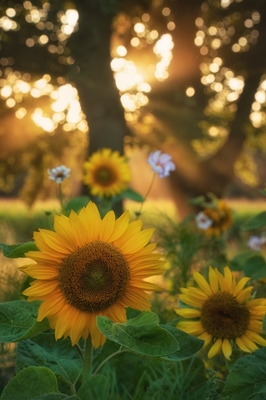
[136, 172, 156, 218]
[93, 347, 129, 374]
[82, 335, 94, 382]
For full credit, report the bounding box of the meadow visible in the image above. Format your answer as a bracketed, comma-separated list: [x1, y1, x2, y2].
[1, 196, 266, 399]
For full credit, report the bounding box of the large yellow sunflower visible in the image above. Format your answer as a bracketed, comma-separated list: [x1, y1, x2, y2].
[19, 202, 164, 348]
[83, 148, 131, 197]
[176, 266, 266, 360]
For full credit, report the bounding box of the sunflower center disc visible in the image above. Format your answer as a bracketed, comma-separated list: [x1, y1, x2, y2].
[200, 292, 250, 338]
[59, 241, 130, 313]
[96, 167, 116, 185]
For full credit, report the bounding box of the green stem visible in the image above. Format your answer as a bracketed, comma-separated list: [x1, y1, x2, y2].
[93, 347, 129, 375]
[136, 172, 157, 218]
[82, 335, 94, 383]
[58, 183, 64, 210]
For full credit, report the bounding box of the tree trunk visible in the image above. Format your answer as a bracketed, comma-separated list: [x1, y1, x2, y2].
[68, 1, 129, 157]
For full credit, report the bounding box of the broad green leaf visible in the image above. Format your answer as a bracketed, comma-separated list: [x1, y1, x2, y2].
[77, 375, 110, 400]
[242, 211, 266, 230]
[119, 188, 144, 202]
[0, 300, 49, 343]
[33, 395, 78, 400]
[62, 197, 90, 216]
[32, 396, 81, 400]
[243, 255, 266, 280]
[0, 366, 59, 400]
[97, 311, 179, 357]
[16, 333, 82, 385]
[159, 325, 204, 360]
[222, 347, 266, 400]
[228, 251, 259, 271]
[0, 242, 38, 258]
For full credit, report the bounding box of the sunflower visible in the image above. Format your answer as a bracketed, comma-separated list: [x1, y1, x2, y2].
[83, 148, 131, 197]
[19, 202, 164, 348]
[200, 200, 232, 236]
[176, 266, 266, 360]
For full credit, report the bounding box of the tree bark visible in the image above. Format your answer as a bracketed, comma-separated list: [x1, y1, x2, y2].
[68, 1, 129, 157]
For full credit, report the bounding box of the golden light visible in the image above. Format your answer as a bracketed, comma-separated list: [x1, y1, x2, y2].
[6, 8, 16, 17]
[1, 86, 12, 98]
[255, 90, 265, 104]
[131, 37, 140, 47]
[32, 108, 56, 132]
[167, 22, 175, 31]
[6, 98, 16, 108]
[134, 23, 145, 35]
[208, 126, 220, 137]
[186, 87, 195, 97]
[116, 46, 127, 57]
[162, 7, 171, 16]
[221, 0, 233, 8]
[15, 108, 27, 119]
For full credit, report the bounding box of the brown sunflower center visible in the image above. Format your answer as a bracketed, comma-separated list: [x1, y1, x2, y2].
[200, 292, 250, 338]
[58, 241, 130, 313]
[95, 166, 117, 186]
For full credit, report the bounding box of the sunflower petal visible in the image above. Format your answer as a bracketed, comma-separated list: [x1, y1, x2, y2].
[208, 338, 222, 358]
[221, 338, 232, 360]
[193, 271, 213, 296]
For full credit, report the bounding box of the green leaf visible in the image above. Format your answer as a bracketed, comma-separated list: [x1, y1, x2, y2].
[77, 375, 110, 400]
[242, 211, 266, 230]
[0, 366, 59, 400]
[118, 187, 144, 202]
[97, 311, 179, 357]
[229, 251, 259, 271]
[159, 325, 204, 360]
[16, 333, 82, 385]
[0, 300, 50, 343]
[221, 347, 266, 400]
[31, 395, 75, 400]
[62, 197, 90, 216]
[0, 242, 38, 258]
[243, 255, 266, 280]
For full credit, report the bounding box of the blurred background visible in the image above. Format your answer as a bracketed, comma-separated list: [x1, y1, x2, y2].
[1, 1, 266, 394]
[0, 0, 266, 218]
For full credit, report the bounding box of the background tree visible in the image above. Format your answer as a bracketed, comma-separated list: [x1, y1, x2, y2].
[0, 0, 266, 215]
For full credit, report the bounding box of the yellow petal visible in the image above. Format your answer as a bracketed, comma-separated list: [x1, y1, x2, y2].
[68, 210, 87, 247]
[177, 320, 204, 336]
[38, 230, 72, 254]
[238, 333, 258, 352]
[178, 294, 204, 308]
[208, 338, 222, 358]
[78, 202, 101, 241]
[185, 287, 209, 300]
[248, 318, 263, 333]
[193, 271, 213, 296]
[108, 210, 130, 242]
[245, 330, 266, 346]
[222, 338, 232, 360]
[209, 266, 219, 293]
[235, 337, 251, 353]
[223, 267, 233, 291]
[233, 277, 251, 297]
[37, 291, 66, 320]
[22, 265, 59, 280]
[235, 287, 253, 303]
[198, 332, 212, 347]
[99, 210, 115, 242]
[175, 308, 201, 318]
[23, 280, 58, 297]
